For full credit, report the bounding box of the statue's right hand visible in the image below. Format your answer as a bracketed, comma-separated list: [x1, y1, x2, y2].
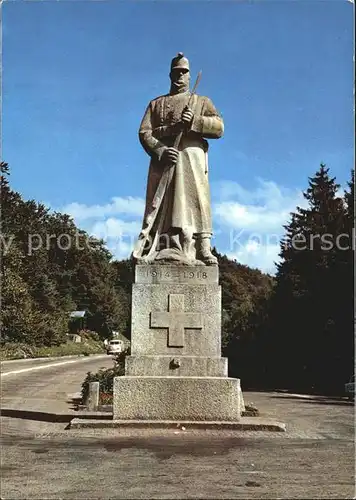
[162, 147, 179, 165]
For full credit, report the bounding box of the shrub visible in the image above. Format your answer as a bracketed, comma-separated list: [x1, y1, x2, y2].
[100, 392, 113, 405]
[242, 403, 260, 417]
[81, 347, 130, 403]
[0, 342, 35, 359]
[79, 329, 101, 342]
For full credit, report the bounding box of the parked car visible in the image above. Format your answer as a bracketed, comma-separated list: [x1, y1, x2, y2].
[345, 375, 355, 400]
[106, 339, 124, 355]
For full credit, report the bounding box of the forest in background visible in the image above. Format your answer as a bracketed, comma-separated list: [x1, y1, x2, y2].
[1, 161, 354, 393]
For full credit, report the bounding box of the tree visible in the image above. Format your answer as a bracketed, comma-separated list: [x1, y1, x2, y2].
[214, 250, 275, 386]
[0, 163, 132, 346]
[269, 164, 352, 392]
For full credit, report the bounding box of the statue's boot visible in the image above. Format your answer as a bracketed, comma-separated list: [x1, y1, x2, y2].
[170, 231, 183, 251]
[195, 234, 218, 265]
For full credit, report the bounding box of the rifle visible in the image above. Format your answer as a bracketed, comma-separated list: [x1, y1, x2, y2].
[172, 70, 202, 151]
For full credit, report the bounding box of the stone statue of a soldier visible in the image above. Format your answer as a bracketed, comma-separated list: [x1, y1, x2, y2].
[132, 52, 224, 265]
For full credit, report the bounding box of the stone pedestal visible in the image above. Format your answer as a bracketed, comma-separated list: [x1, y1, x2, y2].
[113, 264, 242, 421]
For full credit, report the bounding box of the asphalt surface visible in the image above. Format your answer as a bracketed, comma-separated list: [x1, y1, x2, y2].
[1, 354, 109, 376]
[1, 355, 354, 499]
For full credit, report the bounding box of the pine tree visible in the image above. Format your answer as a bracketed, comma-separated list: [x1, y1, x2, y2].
[331, 169, 355, 386]
[270, 164, 348, 392]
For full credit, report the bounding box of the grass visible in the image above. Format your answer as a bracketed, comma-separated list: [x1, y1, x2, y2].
[0, 339, 105, 360]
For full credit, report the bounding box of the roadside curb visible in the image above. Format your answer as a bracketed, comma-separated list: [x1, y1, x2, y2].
[1, 354, 109, 377]
[1, 354, 106, 364]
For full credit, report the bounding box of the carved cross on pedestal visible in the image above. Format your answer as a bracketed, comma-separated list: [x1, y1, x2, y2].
[150, 294, 203, 347]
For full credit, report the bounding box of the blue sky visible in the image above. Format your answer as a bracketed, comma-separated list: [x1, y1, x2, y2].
[3, 0, 354, 273]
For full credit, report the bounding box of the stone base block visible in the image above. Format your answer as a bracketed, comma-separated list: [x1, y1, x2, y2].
[131, 280, 222, 357]
[113, 376, 241, 421]
[125, 355, 228, 377]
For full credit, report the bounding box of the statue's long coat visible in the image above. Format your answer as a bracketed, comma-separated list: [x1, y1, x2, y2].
[133, 90, 224, 262]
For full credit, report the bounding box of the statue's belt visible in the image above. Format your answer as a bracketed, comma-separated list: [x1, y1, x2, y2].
[152, 124, 186, 139]
[153, 127, 208, 151]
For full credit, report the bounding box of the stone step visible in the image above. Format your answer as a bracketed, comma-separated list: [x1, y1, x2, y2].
[69, 417, 286, 432]
[126, 355, 227, 377]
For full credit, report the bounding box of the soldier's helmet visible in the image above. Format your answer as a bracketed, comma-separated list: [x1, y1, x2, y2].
[170, 52, 190, 72]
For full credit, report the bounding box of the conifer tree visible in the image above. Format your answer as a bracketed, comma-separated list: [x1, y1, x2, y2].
[270, 164, 351, 392]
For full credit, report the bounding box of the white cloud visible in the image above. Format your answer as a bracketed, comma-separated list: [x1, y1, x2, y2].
[58, 178, 305, 273]
[226, 241, 280, 275]
[60, 197, 144, 261]
[213, 178, 307, 233]
[85, 217, 141, 261]
[215, 202, 288, 233]
[214, 178, 295, 204]
[213, 178, 308, 274]
[90, 218, 141, 240]
[105, 239, 135, 261]
[62, 196, 145, 221]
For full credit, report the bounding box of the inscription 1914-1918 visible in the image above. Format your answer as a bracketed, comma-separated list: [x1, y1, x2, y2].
[135, 265, 219, 284]
[148, 269, 207, 279]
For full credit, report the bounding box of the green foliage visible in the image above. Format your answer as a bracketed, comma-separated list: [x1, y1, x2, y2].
[267, 165, 354, 393]
[213, 164, 354, 394]
[81, 348, 130, 403]
[80, 329, 101, 342]
[1, 268, 36, 344]
[111, 258, 134, 339]
[0, 162, 132, 348]
[33, 339, 104, 357]
[0, 338, 105, 360]
[213, 250, 275, 384]
[2, 159, 353, 396]
[0, 343, 37, 360]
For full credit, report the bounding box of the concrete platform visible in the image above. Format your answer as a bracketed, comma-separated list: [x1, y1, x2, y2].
[69, 417, 286, 432]
[72, 411, 113, 419]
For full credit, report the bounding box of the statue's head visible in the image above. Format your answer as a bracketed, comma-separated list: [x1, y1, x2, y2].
[169, 52, 190, 94]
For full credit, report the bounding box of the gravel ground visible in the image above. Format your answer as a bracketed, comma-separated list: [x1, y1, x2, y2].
[1, 356, 354, 499]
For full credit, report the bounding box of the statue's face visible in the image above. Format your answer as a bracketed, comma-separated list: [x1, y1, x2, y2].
[169, 68, 190, 93]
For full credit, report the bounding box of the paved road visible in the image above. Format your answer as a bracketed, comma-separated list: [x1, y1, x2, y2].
[1, 356, 354, 499]
[1, 354, 108, 376]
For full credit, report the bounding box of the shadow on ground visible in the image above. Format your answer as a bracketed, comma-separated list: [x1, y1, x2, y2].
[1, 430, 266, 461]
[0, 408, 73, 423]
[98, 435, 260, 459]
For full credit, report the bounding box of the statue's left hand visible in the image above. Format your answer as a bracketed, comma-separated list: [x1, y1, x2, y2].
[181, 106, 194, 125]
